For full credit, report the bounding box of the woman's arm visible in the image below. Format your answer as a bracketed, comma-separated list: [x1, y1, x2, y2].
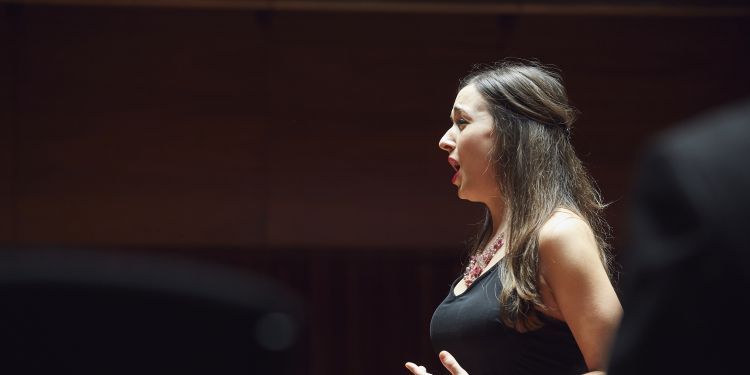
[538, 212, 623, 373]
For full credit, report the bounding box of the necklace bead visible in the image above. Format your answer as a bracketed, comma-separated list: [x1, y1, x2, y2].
[463, 233, 505, 288]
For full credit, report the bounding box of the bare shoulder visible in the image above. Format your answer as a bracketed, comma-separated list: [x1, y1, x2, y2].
[538, 208, 601, 272]
[539, 208, 598, 251]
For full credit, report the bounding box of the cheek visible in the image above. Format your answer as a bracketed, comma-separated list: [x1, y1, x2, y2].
[458, 134, 495, 170]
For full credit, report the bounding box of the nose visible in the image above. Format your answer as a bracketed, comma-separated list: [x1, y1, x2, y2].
[439, 126, 456, 153]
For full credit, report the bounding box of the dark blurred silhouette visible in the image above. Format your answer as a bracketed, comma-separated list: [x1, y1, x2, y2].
[0, 249, 303, 374]
[608, 97, 750, 374]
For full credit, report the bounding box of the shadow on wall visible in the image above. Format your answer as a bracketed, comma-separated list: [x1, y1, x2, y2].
[0, 249, 304, 375]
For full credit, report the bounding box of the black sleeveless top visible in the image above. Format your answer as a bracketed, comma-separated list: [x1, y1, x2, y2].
[430, 263, 587, 375]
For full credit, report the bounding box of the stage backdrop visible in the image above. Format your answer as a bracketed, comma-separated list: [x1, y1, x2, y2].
[1, 2, 749, 374]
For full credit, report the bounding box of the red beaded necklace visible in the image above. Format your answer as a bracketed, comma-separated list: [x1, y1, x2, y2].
[463, 232, 505, 288]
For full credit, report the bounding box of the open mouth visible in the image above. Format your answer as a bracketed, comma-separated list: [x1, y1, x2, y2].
[448, 157, 460, 172]
[448, 157, 460, 184]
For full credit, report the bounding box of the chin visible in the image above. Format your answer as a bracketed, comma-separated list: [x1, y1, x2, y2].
[457, 187, 490, 204]
[456, 187, 473, 201]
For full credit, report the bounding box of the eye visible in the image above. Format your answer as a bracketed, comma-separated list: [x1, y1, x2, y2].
[455, 118, 469, 130]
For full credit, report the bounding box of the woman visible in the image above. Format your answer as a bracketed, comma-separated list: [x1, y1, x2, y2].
[405, 61, 622, 375]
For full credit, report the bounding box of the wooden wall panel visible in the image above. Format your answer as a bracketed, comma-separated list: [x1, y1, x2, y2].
[2, 5, 749, 251]
[0, 6, 14, 243]
[264, 12, 501, 248]
[12, 6, 271, 246]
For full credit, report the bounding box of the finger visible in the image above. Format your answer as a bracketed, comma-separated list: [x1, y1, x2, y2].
[439, 351, 467, 375]
[404, 362, 431, 375]
[405, 362, 417, 374]
[404, 362, 421, 375]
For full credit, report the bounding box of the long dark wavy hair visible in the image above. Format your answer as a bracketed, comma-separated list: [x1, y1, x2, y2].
[460, 59, 612, 331]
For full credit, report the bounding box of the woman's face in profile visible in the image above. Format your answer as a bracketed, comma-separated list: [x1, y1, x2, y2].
[439, 84, 501, 204]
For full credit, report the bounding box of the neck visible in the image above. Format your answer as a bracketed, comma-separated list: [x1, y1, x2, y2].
[487, 198, 508, 238]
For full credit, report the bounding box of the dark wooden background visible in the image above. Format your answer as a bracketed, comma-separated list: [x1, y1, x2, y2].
[1, 1, 749, 374]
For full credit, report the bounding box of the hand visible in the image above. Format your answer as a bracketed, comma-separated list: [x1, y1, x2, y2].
[405, 351, 468, 375]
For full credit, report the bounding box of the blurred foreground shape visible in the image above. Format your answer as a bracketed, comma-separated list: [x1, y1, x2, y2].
[0, 249, 303, 374]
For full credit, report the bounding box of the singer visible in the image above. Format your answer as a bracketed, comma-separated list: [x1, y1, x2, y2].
[406, 60, 622, 375]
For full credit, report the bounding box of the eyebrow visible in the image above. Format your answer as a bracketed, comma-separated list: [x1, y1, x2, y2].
[450, 106, 473, 121]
